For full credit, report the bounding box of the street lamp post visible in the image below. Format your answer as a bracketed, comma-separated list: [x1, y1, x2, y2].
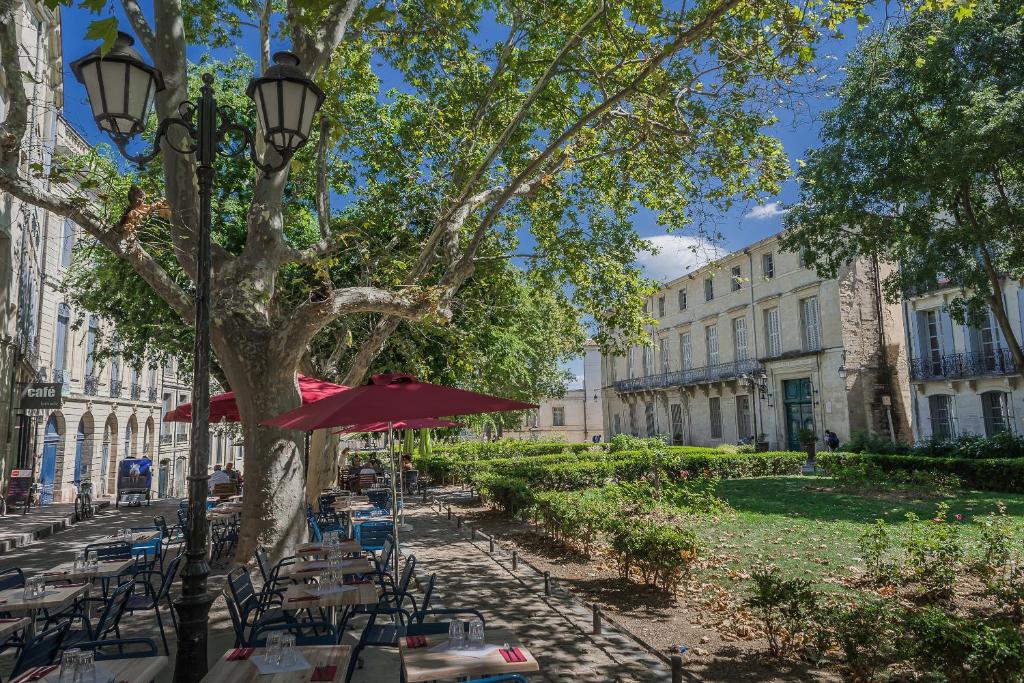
[71, 33, 324, 681]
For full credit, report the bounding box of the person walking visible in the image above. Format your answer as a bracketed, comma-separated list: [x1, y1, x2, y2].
[824, 430, 840, 453]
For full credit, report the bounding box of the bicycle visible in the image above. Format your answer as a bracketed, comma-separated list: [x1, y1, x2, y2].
[74, 479, 93, 522]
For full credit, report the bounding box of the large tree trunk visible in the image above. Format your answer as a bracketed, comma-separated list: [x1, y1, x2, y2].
[306, 428, 339, 505]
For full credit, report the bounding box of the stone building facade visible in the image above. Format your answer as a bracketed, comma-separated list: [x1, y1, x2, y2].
[903, 278, 1024, 439]
[506, 341, 605, 443]
[601, 232, 912, 450]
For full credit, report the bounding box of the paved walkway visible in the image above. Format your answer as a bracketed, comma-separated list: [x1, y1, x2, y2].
[397, 499, 672, 682]
[0, 498, 112, 554]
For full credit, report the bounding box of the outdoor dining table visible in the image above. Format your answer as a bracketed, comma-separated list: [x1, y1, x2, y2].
[282, 558, 374, 578]
[399, 627, 540, 683]
[294, 540, 361, 557]
[28, 654, 169, 682]
[330, 501, 375, 514]
[0, 582, 90, 639]
[281, 581, 378, 610]
[36, 557, 136, 583]
[0, 617, 29, 641]
[202, 644, 351, 682]
[95, 529, 162, 545]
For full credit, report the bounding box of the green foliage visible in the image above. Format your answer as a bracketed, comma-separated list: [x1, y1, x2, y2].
[664, 469, 728, 514]
[859, 519, 901, 585]
[819, 452, 1024, 493]
[904, 608, 1024, 682]
[818, 600, 905, 681]
[826, 459, 962, 494]
[902, 503, 965, 600]
[606, 434, 664, 453]
[978, 503, 1016, 576]
[745, 566, 818, 659]
[606, 518, 698, 593]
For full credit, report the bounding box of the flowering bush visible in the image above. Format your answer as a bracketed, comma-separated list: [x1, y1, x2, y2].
[902, 503, 965, 600]
[859, 519, 901, 585]
[745, 566, 819, 659]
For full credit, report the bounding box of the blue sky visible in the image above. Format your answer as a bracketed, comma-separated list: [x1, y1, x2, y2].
[58, 4, 890, 389]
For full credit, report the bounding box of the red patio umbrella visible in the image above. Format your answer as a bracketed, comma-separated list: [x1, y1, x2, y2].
[163, 374, 349, 423]
[332, 418, 460, 435]
[262, 373, 535, 431]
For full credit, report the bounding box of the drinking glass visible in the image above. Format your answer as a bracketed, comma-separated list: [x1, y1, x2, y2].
[448, 618, 465, 650]
[58, 648, 81, 683]
[87, 551, 99, 570]
[265, 632, 282, 667]
[77, 650, 95, 683]
[468, 619, 485, 649]
[279, 634, 295, 666]
[75, 551, 86, 572]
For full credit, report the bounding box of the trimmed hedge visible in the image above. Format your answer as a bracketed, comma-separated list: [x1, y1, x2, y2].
[433, 441, 591, 460]
[819, 452, 1024, 493]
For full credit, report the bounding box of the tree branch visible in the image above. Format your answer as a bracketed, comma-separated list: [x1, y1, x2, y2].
[120, 0, 157, 59]
[315, 118, 331, 240]
[289, 0, 361, 76]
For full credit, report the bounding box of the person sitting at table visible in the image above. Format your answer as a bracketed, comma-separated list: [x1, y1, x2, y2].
[402, 454, 413, 472]
[208, 464, 231, 491]
[357, 459, 378, 492]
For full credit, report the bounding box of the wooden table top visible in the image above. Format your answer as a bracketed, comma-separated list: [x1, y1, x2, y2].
[38, 557, 135, 581]
[0, 617, 28, 640]
[34, 654, 168, 682]
[283, 558, 374, 578]
[0, 583, 90, 612]
[281, 582, 378, 609]
[294, 541, 361, 557]
[331, 501, 376, 513]
[400, 628, 540, 683]
[202, 645, 351, 682]
[95, 530, 161, 544]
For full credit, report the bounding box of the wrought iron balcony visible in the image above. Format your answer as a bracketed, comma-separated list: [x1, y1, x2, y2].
[130, 383, 142, 400]
[909, 348, 1018, 381]
[84, 376, 98, 396]
[34, 367, 48, 382]
[147, 387, 158, 402]
[160, 433, 173, 445]
[109, 380, 122, 398]
[615, 358, 764, 393]
[52, 368, 70, 391]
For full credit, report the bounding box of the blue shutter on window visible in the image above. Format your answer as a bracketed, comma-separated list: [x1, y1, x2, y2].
[939, 308, 955, 355]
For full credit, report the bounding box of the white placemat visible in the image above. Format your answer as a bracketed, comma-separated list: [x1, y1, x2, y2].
[428, 642, 499, 659]
[251, 651, 311, 675]
[311, 585, 356, 596]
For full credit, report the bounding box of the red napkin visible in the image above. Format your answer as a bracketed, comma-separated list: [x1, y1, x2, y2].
[227, 647, 254, 661]
[13, 664, 58, 681]
[310, 665, 337, 681]
[404, 635, 428, 648]
[499, 647, 526, 663]
[0, 617, 22, 623]
[42, 571, 68, 576]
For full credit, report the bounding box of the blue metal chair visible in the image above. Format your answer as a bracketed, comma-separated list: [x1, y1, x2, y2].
[366, 488, 391, 512]
[9, 621, 68, 679]
[84, 541, 134, 596]
[355, 519, 394, 552]
[127, 552, 182, 654]
[251, 620, 339, 647]
[225, 567, 293, 644]
[63, 579, 135, 648]
[306, 512, 324, 543]
[73, 636, 158, 661]
[255, 547, 297, 590]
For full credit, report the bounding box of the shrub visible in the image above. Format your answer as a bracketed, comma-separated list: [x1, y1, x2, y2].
[859, 519, 901, 585]
[607, 434, 664, 452]
[902, 503, 965, 600]
[977, 502, 1016, 576]
[825, 459, 961, 493]
[819, 452, 1024, 494]
[664, 469, 728, 513]
[474, 473, 534, 513]
[820, 600, 905, 681]
[904, 607, 1024, 682]
[745, 566, 819, 659]
[607, 517, 698, 592]
[845, 430, 914, 455]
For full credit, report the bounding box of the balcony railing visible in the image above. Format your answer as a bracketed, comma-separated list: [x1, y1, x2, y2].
[615, 358, 763, 393]
[52, 368, 70, 392]
[160, 433, 173, 445]
[909, 348, 1018, 381]
[34, 367, 48, 382]
[147, 387, 158, 402]
[130, 384, 142, 400]
[84, 376, 98, 396]
[109, 380, 122, 398]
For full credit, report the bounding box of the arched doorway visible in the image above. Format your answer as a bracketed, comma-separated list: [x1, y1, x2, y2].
[125, 414, 138, 458]
[39, 413, 64, 505]
[76, 412, 95, 483]
[158, 458, 169, 498]
[100, 414, 118, 497]
[143, 417, 155, 458]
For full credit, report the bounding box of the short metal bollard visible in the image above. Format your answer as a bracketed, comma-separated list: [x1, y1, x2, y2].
[543, 571, 551, 596]
[671, 654, 683, 683]
[457, 516, 462, 529]
[447, 506, 451, 520]
[489, 537, 495, 553]
[592, 603, 602, 635]
[512, 550, 518, 571]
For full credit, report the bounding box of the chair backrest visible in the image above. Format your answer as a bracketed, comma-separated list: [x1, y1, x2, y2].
[223, 589, 247, 647]
[254, 547, 272, 583]
[212, 482, 239, 498]
[317, 494, 336, 515]
[85, 541, 132, 561]
[74, 637, 158, 660]
[396, 555, 417, 595]
[366, 488, 391, 510]
[403, 469, 419, 489]
[10, 621, 69, 677]
[176, 508, 188, 527]
[355, 520, 394, 551]
[227, 567, 257, 618]
[378, 536, 395, 576]
[307, 515, 323, 543]
[416, 574, 437, 621]
[95, 580, 135, 639]
[156, 553, 183, 600]
[0, 567, 25, 591]
[251, 621, 339, 647]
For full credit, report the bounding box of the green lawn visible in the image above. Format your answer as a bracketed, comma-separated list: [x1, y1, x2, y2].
[702, 476, 1024, 586]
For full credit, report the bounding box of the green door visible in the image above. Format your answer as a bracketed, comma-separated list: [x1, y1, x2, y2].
[783, 379, 815, 450]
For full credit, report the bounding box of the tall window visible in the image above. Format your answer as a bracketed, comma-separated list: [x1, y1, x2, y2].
[552, 406, 565, 427]
[84, 316, 98, 377]
[979, 315, 997, 367]
[798, 250, 810, 268]
[924, 309, 943, 374]
[54, 303, 70, 373]
[660, 338, 669, 373]
[736, 395, 752, 441]
[60, 219, 75, 267]
[642, 346, 652, 375]
[764, 307, 781, 357]
[709, 397, 722, 439]
[680, 332, 692, 370]
[762, 253, 775, 280]
[705, 325, 719, 365]
[733, 317, 748, 361]
[147, 365, 156, 389]
[110, 336, 122, 395]
[613, 414, 621, 435]
[644, 401, 656, 437]
[627, 348, 634, 378]
[800, 296, 821, 351]
[670, 404, 684, 445]
[658, 296, 665, 317]
[678, 288, 687, 311]
[928, 395, 955, 438]
[982, 391, 1010, 436]
[704, 277, 714, 301]
[628, 404, 637, 435]
[731, 266, 742, 292]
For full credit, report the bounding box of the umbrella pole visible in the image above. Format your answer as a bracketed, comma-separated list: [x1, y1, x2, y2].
[389, 421, 400, 572]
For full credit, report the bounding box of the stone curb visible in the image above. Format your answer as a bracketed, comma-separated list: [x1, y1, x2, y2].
[0, 500, 112, 555]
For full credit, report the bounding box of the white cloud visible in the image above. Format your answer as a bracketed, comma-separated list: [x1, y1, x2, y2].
[744, 201, 787, 221]
[636, 234, 725, 283]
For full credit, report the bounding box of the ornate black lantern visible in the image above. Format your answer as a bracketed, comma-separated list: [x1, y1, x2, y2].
[246, 52, 325, 160]
[70, 32, 164, 144]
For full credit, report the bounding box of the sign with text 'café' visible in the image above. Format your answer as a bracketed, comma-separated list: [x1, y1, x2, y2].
[20, 382, 62, 410]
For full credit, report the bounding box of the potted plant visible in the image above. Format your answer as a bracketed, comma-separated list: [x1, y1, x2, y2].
[798, 428, 818, 473]
[755, 433, 770, 452]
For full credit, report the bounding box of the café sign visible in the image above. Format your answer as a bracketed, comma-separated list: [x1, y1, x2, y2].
[21, 382, 63, 410]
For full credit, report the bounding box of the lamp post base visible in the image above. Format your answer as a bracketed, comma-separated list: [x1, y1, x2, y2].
[173, 588, 215, 681]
